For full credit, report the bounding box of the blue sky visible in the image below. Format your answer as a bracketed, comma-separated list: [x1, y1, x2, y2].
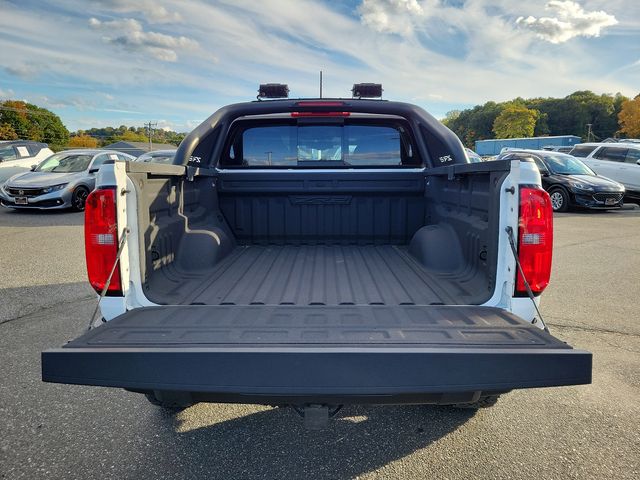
[0, 0, 638, 132]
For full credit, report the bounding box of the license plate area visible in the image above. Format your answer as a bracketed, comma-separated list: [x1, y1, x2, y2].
[14, 197, 28, 205]
[605, 198, 616, 205]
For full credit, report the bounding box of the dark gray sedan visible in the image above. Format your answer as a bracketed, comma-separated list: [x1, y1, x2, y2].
[0, 149, 134, 211]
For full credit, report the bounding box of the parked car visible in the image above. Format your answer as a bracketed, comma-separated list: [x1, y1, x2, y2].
[135, 149, 176, 164]
[464, 147, 482, 163]
[569, 142, 640, 202]
[601, 138, 640, 144]
[0, 149, 134, 211]
[42, 92, 591, 426]
[0, 140, 53, 183]
[542, 145, 573, 153]
[498, 149, 625, 212]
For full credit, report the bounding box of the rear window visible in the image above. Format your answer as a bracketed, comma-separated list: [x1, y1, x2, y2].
[570, 145, 597, 157]
[221, 120, 419, 168]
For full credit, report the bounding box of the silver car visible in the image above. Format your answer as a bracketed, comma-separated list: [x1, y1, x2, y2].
[0, 149, 134, 211]
[135, 149, 176, 164]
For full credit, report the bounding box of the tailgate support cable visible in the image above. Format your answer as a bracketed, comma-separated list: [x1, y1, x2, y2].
[86, 227, 130, 331]
[505, 226, 548, 331]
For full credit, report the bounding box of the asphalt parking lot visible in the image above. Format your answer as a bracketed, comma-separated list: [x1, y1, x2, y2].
[0, 205, 638, 480]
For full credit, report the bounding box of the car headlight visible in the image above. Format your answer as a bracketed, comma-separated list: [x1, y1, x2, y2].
[42, 183, 68, 193]
[568, 181, 594, 192]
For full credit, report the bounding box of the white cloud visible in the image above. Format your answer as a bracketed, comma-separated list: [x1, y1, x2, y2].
[0, 88, 16, 99]
[93, 0, 182, 23]
[0, 0, 638, 133]
[89, 17, 198, 62]
[358, 0, 427, 35]
[5, 63, 40, 79]
[516, 1, 618, 44]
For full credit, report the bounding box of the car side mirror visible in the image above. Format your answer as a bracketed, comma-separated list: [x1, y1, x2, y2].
[89, 168, 99, 174]
[30, 164, 37, 171]
[637, 159, 640, 166]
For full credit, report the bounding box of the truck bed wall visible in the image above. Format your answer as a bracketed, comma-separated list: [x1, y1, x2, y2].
[127, 165, 508, 306]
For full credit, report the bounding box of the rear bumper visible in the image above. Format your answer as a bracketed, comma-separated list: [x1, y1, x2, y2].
[42, 346, 592, 404]
[41, 304, 592, 405]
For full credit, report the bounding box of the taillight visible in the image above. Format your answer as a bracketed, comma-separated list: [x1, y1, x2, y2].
[84, 188, 122, 295]
[516, 186, 553, 296]
[290, 111, 350, 117]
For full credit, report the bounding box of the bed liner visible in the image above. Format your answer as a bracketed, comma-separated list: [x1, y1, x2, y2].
[149, 244, 482, 307]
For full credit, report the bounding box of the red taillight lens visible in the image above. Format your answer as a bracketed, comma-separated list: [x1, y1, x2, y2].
[84, 188, 122, 295]
[290, 111, 350, 117]
[516, 186, 553, 296]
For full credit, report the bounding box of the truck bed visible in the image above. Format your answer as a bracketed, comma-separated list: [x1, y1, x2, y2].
[151, 244, 477, 307]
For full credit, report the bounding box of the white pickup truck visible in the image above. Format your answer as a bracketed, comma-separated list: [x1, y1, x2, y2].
[42, 93, 591, 426]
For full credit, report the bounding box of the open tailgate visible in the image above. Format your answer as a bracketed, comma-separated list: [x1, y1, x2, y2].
[42, 305, 591, 404]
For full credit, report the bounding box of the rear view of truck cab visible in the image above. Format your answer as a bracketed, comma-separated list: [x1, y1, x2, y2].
[42, 84, 591, 423]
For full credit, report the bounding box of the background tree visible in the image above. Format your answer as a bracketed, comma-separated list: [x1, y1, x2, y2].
[0, 123, 18, 140]
[443, 90, 628, 147]
[618, 96, 640, 138]
[0, 100, 69, 148]
[444, 101, 502, 147]
[68, 134, 99, 148]
[78, 126, 186, 147]
[492, 104, 539, 139]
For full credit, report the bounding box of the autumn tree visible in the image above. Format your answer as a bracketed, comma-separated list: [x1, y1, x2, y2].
[492, 104, 540, 139]
[0, 100, 69, 148]
[68, 134, 99, 148]
[0, 123, 18, 140]
[618, 96, 640, 138]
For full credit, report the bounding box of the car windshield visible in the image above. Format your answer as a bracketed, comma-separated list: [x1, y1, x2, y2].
[138, 152, 175, 164]
[36, 153, 93, 173]
[543, 154, 594, 175]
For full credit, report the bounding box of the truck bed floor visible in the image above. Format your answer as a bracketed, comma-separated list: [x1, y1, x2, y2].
[157, 245, 470, 306]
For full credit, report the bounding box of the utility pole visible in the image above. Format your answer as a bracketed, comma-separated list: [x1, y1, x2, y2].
[586, 123, 593, 143]
[145, 121, 157, 151]
[319, 70, 323, 99]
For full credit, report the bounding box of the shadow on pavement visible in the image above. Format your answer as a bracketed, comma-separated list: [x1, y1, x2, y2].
[149, 403, 476, 479]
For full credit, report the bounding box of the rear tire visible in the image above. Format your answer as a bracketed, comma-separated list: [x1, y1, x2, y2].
[71, 186, 89, 211]
[451, 394, 500, 409]
[144, 391, 194, 411]
[549, 188, 569, 212]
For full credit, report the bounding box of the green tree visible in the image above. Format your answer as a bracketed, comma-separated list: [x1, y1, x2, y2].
[618, 95, 640, 138]
[442, 110, 461, 128]
[445, 101, 503, 147]
[492, 104, 539, 139]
